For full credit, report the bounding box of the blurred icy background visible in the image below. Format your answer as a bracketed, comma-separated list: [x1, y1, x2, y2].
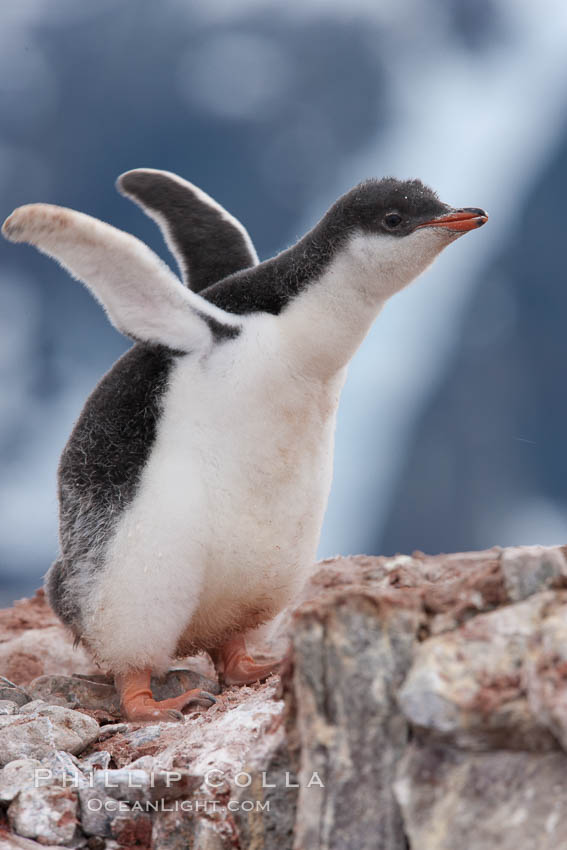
[1, 0, 567, 604]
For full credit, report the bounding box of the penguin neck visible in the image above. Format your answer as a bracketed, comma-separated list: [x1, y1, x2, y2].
[201, 217, 345, 318]
[275, 243, 378, 379]
[275, 229, 418, 380]
[203, 222, 434, 381]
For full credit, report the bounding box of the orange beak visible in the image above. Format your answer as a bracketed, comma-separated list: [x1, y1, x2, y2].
[417, 208, 488, 233]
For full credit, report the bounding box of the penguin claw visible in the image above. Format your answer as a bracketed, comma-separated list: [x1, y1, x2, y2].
[166, 709, 185, 722]
[194, 691, 217, 707]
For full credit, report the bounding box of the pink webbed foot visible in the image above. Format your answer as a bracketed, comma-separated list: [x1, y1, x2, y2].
[116, 670, 216, 722]
[218, 635, 281, 686]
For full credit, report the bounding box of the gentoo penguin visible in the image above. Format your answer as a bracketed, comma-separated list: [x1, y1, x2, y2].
[2, 173, 487, 721]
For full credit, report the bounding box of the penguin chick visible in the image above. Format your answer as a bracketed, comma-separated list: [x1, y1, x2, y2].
[2, 176, 487, 722]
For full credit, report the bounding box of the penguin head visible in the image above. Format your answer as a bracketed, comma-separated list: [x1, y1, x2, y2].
[331, 177, 487, 237]
[323, 178, 488, 299]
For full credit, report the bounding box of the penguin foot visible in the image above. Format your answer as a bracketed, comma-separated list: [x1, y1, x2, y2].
[116, 669, 216, 722]
[218, 635, 280, 686]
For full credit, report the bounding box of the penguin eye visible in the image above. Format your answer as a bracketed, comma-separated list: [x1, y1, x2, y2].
[384, 213, 403, 229]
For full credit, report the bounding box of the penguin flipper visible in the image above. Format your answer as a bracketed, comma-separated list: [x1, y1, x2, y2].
[117, 168, 258, 293]
[2, 203, 240, 352]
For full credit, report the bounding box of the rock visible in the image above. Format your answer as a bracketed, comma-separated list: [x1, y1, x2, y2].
[152, 810, 228, 850]
[148, 680, 284, 779]
[524, 592, 567, 749]
[79, 750, 112, 773]
[121, 725, 164, 748]
[0, 759, 44, 802]
[0, 753, 85, 804]
[27, 669, 219, 716]
[397, 592, 558, 751]
[0, 628, 96, 688]
[190, 820, 230, 850]
[123, 755, 155, 771]
[4, 546, 567, 848]
[8, 785, 79, 846]
[395, 743, 567, 850]
[91, 767, 200, 803]
[85, 839, 107, 850]
[0, 705, 100, 765]
[288, 588, 420, 850]
[0, 701, 18, 715]
[0, 590, 97, 689]
[232, 734, 297, 850]
[79, 765, 201, 841]
[0, 685, 30, 708]
[110, 811, 153, 847]
[19, 700, 48, 714]
[27, 676, 120, 714]
[151, 810, 196, 850]
[78, 785, 116, 837]
[79, 780, 166, 843]
[88, 768, 152, 804]
[150, 668, 220, 700]
[500, 545, 567, 601]
[39, 750, 86, 788]
[94, 724, 129, 742]
[0, 835, 73, 850]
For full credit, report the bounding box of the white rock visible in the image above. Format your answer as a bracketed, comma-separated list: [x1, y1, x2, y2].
[121, 725, 163, 747]
[39, 750, 87, 789]
[91, 766, 198, 804]
[0, 706, 100, 765]
[0, 758, 43, 802]
[501, 545, 567, 601]
[78, 784, 115, 837]
[8, 785, 79, 845]
[124, 755, 156, 771]
[92, 768, 150, 803]
[0, 685, 31, 708]
[79, 749, 112, 772]
[0, 626, 96, 682]
[19, 701, 49, 715]
[0, 834, 72, 850]
[397, 593, 557, 751]
[95, 723, 128, 742]
[0, 700, 18, 715]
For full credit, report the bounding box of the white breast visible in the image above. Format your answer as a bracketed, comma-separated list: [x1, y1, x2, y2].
[84, 315, 345, 673]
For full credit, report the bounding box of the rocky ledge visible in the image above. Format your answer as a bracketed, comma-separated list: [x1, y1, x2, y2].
[1, 544, 567, 849]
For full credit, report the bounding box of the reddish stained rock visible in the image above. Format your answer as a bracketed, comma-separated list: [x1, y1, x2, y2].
[111, 811, 153, 847]
[397, 592, 559, 752]
[7, 786, 79, 845]
[395, 745, 567, 850]
[2, 545, 567, 849]
[524, 593, 567, 750]
[264, 546, 537, 655]
[0, 589, 57, 636]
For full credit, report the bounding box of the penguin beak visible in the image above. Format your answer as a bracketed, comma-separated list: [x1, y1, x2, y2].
[417, 208, 488, 233]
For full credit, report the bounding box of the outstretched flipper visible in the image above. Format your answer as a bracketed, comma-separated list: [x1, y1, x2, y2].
[117, 168, 258, 293]
[2, 203, 241, 352]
